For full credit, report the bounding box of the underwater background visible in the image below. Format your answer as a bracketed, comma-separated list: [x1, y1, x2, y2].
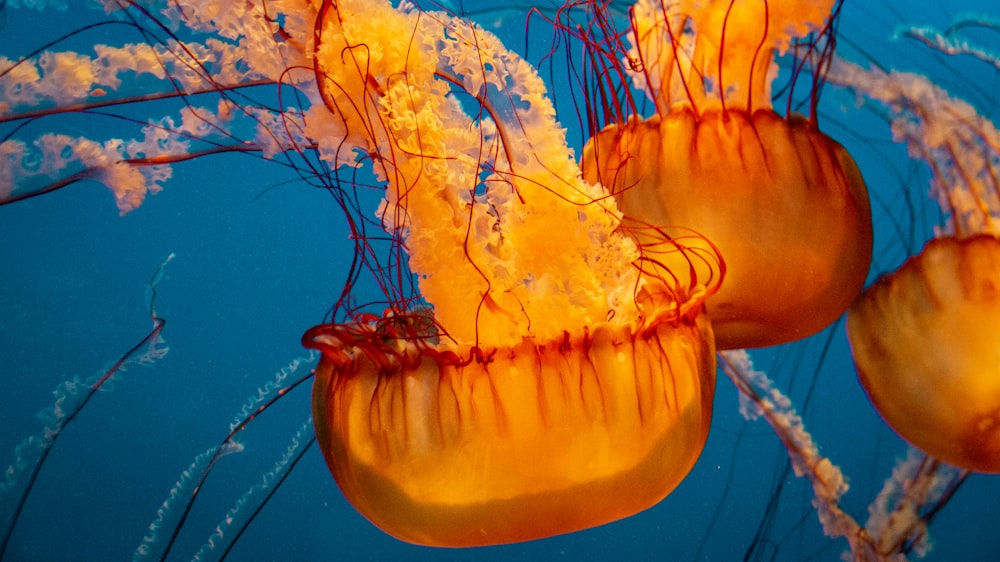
[2, 0, 999, 560]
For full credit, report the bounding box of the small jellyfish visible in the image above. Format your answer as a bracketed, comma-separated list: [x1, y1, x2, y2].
[581, 0, 873, 349]
[836, 44, 1000, 472]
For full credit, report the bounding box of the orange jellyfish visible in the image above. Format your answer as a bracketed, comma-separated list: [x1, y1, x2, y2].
[301, 0, 721, 546]
[837, 57, 1000, 473]
[580, 0, 873, 349]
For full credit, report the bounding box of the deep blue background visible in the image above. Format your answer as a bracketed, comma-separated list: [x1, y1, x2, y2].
[2, 1, 999, 560]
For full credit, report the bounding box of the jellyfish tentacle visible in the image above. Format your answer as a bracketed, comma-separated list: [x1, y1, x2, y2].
[0, 254, 172, 559]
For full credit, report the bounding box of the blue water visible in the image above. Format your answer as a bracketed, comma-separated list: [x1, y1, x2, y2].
[2, 1, 999, 560]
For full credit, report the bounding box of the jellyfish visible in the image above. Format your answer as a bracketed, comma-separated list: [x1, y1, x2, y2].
[835, 44, 1000, 472]
[579, 0, 873, 349]
[300, 0, 721, 546]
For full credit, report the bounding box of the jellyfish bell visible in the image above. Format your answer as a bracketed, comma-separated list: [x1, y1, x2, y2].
[305, 308, 716, 546]
[848, 235, 1000, 473]
[580, 0, 873, 349]
[303, 0, 720, 546]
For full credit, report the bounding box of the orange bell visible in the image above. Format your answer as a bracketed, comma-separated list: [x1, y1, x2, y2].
[585, 110, 871, 348]
[848, 235, 1000, 473]
[306, 314, 715, 546]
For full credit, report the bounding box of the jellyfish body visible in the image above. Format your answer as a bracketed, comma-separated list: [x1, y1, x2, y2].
[836, 56, 1000, 473]
[306, 0, 721, 545]
[306, 315, 715, 546]
[582, 0, 873, 349]
[848, 235, 1000, 473]
[585, 109, 871, 349]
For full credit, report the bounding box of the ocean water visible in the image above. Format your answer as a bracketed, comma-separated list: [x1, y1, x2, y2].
[2, 1, 999, 560]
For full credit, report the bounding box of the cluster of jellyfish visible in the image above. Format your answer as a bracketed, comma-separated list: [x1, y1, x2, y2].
[1, 0, 998, 559]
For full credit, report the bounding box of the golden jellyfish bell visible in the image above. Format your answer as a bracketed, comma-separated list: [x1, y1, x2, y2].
[848, 235, 1000, 473]
[304, 0, 721, 546]
[582, 0, 873, 349]
[305, 312, 716, 546]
